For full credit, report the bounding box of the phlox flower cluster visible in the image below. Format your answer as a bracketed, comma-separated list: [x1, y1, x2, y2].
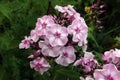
[79, 49, 120, 80]
[102, 49, 120, 70]
[94, 63, 120, 80]
[74, 52, 98, 73]
[19, 5, 88, 75]
[19, 5, 120, 80]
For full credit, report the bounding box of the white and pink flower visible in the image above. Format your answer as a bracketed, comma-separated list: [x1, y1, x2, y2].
[19, 5, 90, 75]
[94, 63, 120, 80]
[114, 49, 120, 57]
[68, 19, 88, 46]
[30, 29, 39, 42]
[80, 76, 94, 80]
[74, 52, 98, 73]
[55, 46, 76, 66]
[46, 24, 68, 47]
[102, 49, 120, 64]
[39, 40, 61, 57]
[102, 49, 115, 63]
[19, 36, 31, 49]
[35, 15, 55, 36]
[55, 5, 68, 13]
[30, 57, 50, 75]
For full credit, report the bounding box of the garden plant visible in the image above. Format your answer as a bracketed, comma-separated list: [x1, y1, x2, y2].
[0, 0, 120, 80]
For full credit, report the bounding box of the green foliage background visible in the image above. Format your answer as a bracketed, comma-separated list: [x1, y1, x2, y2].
[0, 0, 120, 80]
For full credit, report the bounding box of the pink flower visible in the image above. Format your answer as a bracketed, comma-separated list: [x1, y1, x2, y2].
[67, 5, 76, 13]
[74, 52, 95, 66]
[30, 57, 50, 75]
[78, 37, 88, 52]
[102, 49, 115, 63]
[39, 40, 61, 57]
[80, 76, 94, 80]
[55, 5, 80, 21]
[66, 5, 80, 21]
[94, 64, 120, 80]
[84, 52, 95, 63]
[30, 29, 39, 42]
[55, 5, 76, 15]
[102, 49, 120, 64]
[73, 13, 81, 20]
[19, 36, 31, 49]
[68, 19, 88, 46]
[66, 5, 76, 16]
[55, 5, 68, 13]
[74, 52, 98, 73]
[46, 24, 68, 47]
[35, 15, 55, 36]
[55, 46, 76, 66]
[114, 49, 120, 57]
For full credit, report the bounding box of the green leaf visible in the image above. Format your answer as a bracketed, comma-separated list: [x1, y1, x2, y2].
[115, 36, 120, 44]
[0, 12, 5, 26]
[0, 31, 19, 50]
[0, 2, 11, 20]
[90, 0, 94, 4]
[94, 51, 103, 63]
[56, 69, 80, 80]
[51, 0, 77, 7]
[0, 66, 5, 80]
[104, 26, 120, 36]
[88, 27, 99, 48]
[115, 37, 120, 41]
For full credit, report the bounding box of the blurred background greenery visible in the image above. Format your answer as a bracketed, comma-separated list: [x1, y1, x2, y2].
[0, 0, 120, 80]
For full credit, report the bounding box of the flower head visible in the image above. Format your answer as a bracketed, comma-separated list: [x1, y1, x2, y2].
[68, 19, 88, 46]
[55, 5, 68, 13]
[114, 49, 120, 57]
[30, 29, 39, 42]
[80, 76, 94, 80]
[55, 46, 76, 66]
[35, 15, 55, 36]
[46, 24, 68, 47]
[30, 57, 50, 75]
[19, 36, 31, 49]
[94, 64, 120, 80]
[74, 52, 98, 73]
[102, 49, 120, 64]
[102, 49, 115, 63]
[39, 40, 61, 57]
